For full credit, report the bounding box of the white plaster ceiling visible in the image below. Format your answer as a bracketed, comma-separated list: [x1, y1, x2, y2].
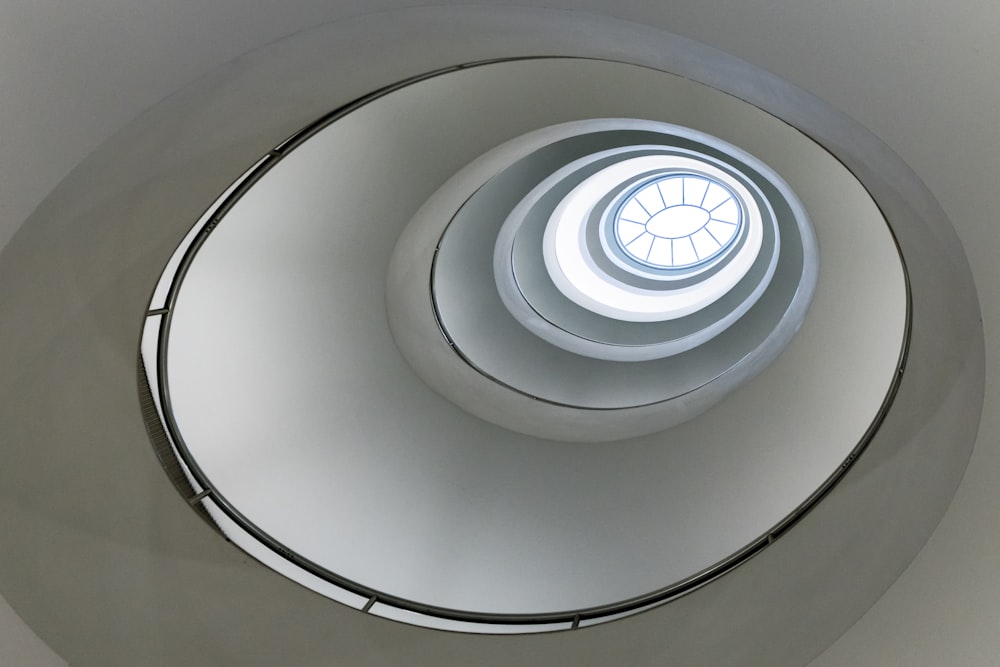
[0, 2, 997, 666]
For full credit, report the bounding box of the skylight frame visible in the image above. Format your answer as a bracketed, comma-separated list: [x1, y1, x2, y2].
[613, 173, 744, 270]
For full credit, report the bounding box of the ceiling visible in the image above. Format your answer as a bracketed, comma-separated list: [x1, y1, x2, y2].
[1, 1, 997, 665]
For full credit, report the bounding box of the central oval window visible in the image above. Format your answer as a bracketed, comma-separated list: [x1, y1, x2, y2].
[615, 174, 742, 269]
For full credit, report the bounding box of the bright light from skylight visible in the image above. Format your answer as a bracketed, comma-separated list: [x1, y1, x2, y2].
[541, 154, 763, 322]
[615, 174, 742, 269]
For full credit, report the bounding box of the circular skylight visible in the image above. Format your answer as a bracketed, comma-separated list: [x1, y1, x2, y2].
[615, 174, 742, 269]
[541, 155, 764, 323]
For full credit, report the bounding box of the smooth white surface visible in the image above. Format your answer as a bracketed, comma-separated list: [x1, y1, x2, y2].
[162, 59, 903, 615]
[0, 2, 991, 666]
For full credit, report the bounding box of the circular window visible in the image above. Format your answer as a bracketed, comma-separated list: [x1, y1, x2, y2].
[538, 153, 767, 325]
[614, 174, 743, 269]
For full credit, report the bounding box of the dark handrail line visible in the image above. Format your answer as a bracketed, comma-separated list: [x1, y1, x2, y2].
[137, 56, 913, 632]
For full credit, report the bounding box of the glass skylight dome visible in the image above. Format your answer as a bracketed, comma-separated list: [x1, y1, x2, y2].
[615, 174, 742, 269]
[539, 153, 766, 324]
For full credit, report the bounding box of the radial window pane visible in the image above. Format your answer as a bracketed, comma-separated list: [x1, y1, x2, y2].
[646, 237, 673, 266]
[711, 198, 740, 224]
[683, 177, 710, 206]
[620, 198, 649, 223]
[706, 218, 738, 244]
[625, 232, 655, 261]
[701, 183, 731, 212]
[657, 178, 684, 206]
[672, 237, 699, 265]
[635, 186, 666, 214]
[690, 228, 722, 259]
[617, 219, 646, 246]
